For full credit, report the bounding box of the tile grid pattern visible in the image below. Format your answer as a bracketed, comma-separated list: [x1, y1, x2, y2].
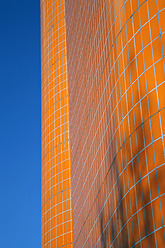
[65, 0, 165, 247]
[41, 0, 73, 247]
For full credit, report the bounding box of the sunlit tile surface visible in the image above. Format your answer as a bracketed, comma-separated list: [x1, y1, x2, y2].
[40, 0, 73, 247]
[65, 0, 165, 247]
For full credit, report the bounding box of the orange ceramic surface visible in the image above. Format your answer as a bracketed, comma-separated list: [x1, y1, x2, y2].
[65, 0, 165, 247]
[41, 0, 73, 247]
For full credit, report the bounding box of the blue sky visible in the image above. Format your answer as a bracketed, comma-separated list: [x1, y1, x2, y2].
[0, 0, 41, 247]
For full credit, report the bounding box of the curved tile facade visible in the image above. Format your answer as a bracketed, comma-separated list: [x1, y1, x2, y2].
[65, 0, 165, 247]
[41, 0, 165, 247]
[41, 0, 73, 247]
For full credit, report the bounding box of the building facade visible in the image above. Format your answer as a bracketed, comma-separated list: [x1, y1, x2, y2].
[41, 0, 165, 247]
[41, 0, 73, 247]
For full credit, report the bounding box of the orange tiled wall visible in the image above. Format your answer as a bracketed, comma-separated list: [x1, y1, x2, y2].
[65, 0, 165, 247]
[40, 0, 73, 247]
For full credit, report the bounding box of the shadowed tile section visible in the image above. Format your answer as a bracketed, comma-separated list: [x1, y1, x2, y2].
[65, 0, 165, 247]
